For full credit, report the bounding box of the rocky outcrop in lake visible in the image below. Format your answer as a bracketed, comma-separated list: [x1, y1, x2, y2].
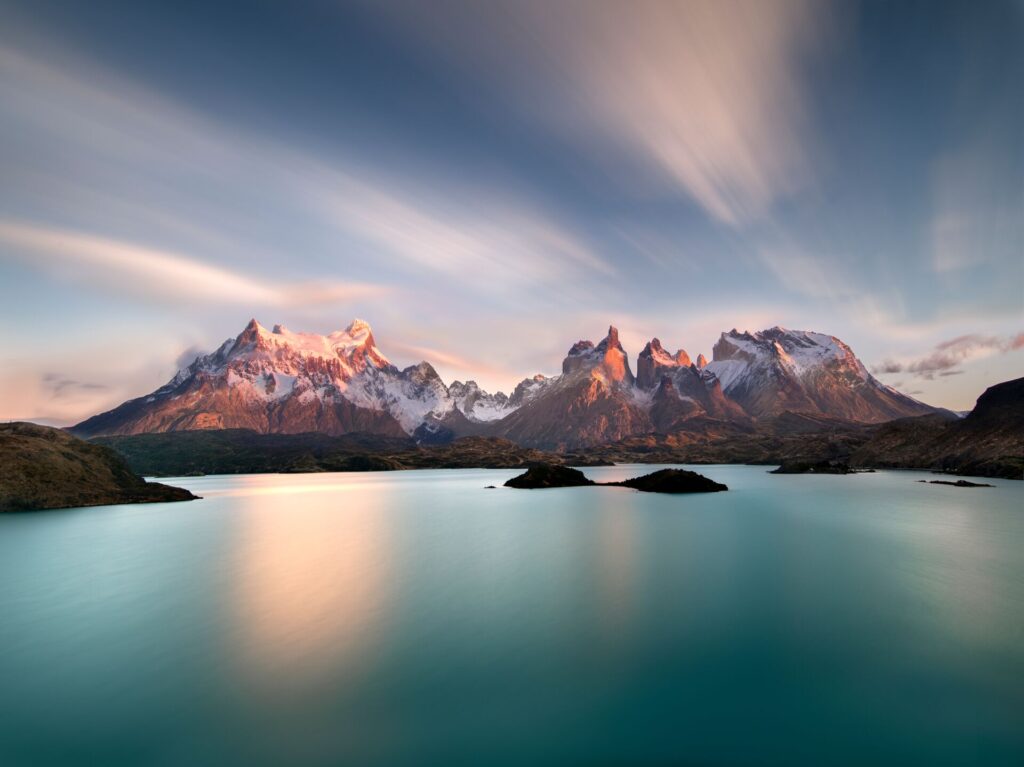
[609, 468, 728, 493]
[504, 464, 727, 493]
[770, 460, 854, 475]
[918, 479, 994, 488]
[504, 465, 595, 489]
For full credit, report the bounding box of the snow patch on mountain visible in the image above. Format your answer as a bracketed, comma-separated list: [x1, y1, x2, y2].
[706, 327, 869, 391]
[73, 318, 940, 441]
[448, 380, 516, 422]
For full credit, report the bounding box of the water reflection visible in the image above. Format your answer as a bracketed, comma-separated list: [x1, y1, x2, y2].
[0, 467, 1021, 766]
[226, 476, 394, 689]
[592, 492, 639, 646]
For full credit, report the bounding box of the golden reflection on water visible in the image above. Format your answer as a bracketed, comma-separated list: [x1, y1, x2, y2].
[225, 475, 394, 688]
[592, 492, 639, 645]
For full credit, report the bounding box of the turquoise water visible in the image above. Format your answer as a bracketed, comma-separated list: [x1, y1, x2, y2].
[1, 465, 1022, 766]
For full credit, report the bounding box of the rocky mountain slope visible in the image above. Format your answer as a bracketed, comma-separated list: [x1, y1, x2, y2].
[1, 422, 196, 511]
[849, 377, 1023, 478]
[637, 338, 748, 430]
[584, 378, 1023, 479]
[490, 327, 654, 450]
[705, 327, 936, 421]
[72, 317, 945, 448]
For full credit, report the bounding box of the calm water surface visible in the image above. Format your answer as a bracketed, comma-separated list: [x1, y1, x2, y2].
[1, 465, 1022, 766]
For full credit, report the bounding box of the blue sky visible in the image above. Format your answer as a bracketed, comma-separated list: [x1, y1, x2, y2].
[0, 0, 1021, 423]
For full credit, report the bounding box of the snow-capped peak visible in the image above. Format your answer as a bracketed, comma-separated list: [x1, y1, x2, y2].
[227, 318, 391, 369]
[699, 325, 932, 421]
[74, 317, 940, 441]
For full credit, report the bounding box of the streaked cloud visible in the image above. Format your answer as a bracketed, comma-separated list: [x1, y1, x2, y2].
[930, 140, 1024, 274]
[560, 0, 826, 225]
[0, 43, 611, 304]
[0, 219, 385, 307]
[756, 245, 860, 302]
[316, 175, 614, 285]
[383, 0, 829, 226]
[386, 340, 520, 387]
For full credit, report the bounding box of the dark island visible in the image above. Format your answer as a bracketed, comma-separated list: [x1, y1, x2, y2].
[609, 468, 728, 493]
[0, 422, 197, 512]
[504, 465, 595, 488]
[504, 464, 727, 493]
[770, 459, 854, 475]
[918, 479, 994, 488]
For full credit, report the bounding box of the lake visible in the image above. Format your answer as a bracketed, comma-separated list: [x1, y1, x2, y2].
[1, 465, 1022, 766]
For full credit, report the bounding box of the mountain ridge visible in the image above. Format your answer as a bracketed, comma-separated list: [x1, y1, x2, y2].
[72, 317, 945, 448]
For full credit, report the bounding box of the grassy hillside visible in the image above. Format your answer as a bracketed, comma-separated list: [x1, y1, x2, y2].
[1, 422, 197, 512]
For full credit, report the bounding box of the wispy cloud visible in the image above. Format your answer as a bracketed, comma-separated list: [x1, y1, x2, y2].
[0, 43, 611, 305]
[384, 0, 830, 226]
[873, 333, 1024, 379]
[0, 220, 385, 307]
[316, 177, 614, 285]
[42, 373, 109, 400]
[756, 245, 860, 301]
[174, 345, 210, 370]
[930, 154, 1024, 275]
[387, 340, 522, 387]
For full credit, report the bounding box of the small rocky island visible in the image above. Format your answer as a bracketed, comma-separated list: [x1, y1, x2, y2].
[0, 422, 197, 512]
[918, 479, 994, 488]
[770, 459, 855, 475]
[504, 465, 596, 488]
[504, 464, 727, 493]
[609, 468, 728, 493]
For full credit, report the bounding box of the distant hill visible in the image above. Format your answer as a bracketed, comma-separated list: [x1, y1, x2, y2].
[587, 378, 1023, 479]
[92, 430, 601, 477]
[0, 422, 196, 512]
[850, 377, 1024, 479]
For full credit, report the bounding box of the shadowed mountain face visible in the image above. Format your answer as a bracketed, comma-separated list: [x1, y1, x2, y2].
[637, 338, 748, 431]
[581, 377, 1023, 480]
[0, 422, 195, 511]
[72, 318, 944, 449]
[849, 377, 1024, 479]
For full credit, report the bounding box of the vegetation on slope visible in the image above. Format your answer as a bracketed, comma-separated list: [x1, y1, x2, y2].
[1, 422, 196, 512]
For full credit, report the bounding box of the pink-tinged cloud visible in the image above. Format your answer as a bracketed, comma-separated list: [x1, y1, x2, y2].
[0, 219, 387, 307]
[873, 332, 1024, 380]
[387, 341, 521, 389]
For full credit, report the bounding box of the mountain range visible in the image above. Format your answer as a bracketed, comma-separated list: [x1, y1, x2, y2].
[72, 318, 940, 449]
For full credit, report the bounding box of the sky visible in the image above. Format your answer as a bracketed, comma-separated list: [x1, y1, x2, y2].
[0, 0, 1021, 424]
